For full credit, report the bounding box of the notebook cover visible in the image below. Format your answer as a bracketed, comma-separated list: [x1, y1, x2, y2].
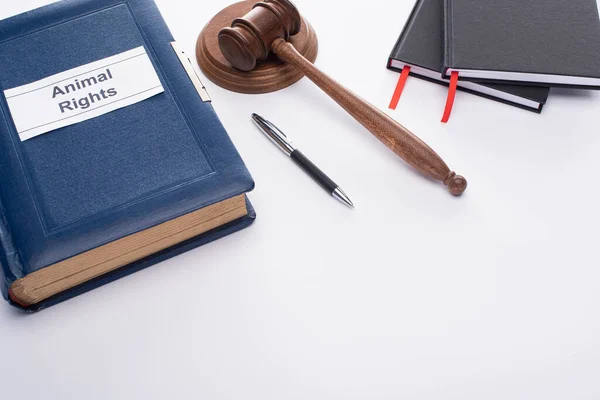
[443, 0, 600, 88]
[0, 0, 255, 308]
[388, 0, 549, 112]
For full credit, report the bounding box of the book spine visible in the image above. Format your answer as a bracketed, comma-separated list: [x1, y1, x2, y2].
[0, 193, 23, 300]
[442, 0, 453, 78]
[387, 0, 425, 67]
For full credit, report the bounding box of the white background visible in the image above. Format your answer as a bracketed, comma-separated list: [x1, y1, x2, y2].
[1, 1, 600, 399]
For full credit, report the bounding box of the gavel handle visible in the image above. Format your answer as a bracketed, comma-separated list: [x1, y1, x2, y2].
[271, 39, 467, 195]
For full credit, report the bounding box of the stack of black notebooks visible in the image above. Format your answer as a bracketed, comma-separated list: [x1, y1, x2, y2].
[387, 0, 600, 121]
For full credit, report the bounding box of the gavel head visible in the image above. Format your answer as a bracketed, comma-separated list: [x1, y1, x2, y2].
[218, 0, 302, 71]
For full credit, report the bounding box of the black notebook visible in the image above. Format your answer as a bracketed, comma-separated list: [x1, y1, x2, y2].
[388, 0, 549, 113]
[443, 0, 600, 88]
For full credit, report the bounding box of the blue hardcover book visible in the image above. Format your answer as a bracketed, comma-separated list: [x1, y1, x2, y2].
[0, 0, 255, 311]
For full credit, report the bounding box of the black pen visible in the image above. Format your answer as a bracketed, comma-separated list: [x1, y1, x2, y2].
[252, 113, 354, 209]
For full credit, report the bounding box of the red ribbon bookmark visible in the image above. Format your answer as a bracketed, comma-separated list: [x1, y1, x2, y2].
[441, 71, 459, 123]
[388, 66, 411, 110]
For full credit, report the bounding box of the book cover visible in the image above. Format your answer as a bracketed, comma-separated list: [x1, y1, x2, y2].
[0, 0, 255, 311]
[388, 0, 549, 113]
[443, 0, 600, 87]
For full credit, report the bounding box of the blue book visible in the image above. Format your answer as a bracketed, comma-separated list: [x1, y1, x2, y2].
[0, 0, 255, 311]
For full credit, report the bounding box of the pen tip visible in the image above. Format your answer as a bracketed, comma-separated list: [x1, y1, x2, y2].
[333, 187, 354, 209]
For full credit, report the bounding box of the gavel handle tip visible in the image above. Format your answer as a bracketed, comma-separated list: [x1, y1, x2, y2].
[445, 172, 468, 196]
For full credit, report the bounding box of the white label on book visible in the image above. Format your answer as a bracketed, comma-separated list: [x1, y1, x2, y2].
[3, 46, 164, 141]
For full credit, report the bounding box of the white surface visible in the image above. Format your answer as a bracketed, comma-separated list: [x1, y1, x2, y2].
[5, 46, 163, 140]
[1, 1, 600, 399]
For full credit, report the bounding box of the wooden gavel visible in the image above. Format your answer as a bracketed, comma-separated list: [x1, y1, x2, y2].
[218, 0, 467, 195]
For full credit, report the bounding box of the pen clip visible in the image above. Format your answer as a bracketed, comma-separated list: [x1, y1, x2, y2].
[252, 114, 295, 155]
[264, 118, 291, 143]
